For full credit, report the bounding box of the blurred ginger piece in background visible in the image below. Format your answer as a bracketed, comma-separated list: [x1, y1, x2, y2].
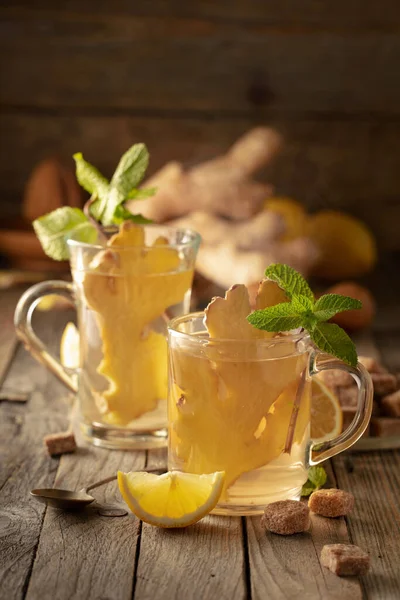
[126, 127, 378, 291]
[127, 127, 282, 221]
[170, 210, 319, 290]
[128, 127, 320, 290]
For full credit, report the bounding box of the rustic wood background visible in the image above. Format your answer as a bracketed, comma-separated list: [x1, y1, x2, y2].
[1, 1, 400, 250]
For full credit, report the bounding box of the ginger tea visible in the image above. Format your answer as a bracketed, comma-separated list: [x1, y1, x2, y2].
[168, 327, 310, 515]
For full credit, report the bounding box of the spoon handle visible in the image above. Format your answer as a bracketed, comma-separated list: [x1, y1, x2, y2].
[84, 467, 166, 494]
[85, 475, 117, 493]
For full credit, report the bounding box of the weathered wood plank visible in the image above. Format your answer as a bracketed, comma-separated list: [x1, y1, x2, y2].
[246, 464, 362, 600]
[0, 290, 21, 385]
[0, 310, 73, 600]
[1, 113, 400, 250]
[1, 9, 400, 114]
[332, 451, 400, 599]
[7, 1, 400, 29]
[26, 448, 145, 600]
[133, 449, 247, 600]
[3, 305, 146, 600]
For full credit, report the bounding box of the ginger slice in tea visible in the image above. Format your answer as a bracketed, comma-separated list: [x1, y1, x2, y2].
[255, 278, 289, 310]
[176, 279, 305, 495]
[83, 222, 193, 424]
[203, 280, 301, 419]
[170, 350, 309, 496]
[204, 284, 266, 340]
[204, 279, 288, 340]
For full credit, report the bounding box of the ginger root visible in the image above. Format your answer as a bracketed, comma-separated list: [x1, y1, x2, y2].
[169, 210, 319, 290]
[126, 127, 319, 290]
[127, 127, 282, 222]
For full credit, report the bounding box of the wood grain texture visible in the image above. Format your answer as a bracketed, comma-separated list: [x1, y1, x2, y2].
[26, 448, 145, 600]
[246, 515, 362, 600]
[1, 9, 400, 114]
[1, 113, 400, 249]
[133, 450, 247, 600]
[6, 1, 400, 29]
[246, 465, 362, 600]
[0, 289, 20, 385]
[0, 309, 72, 600]
[8, 303, 146, 600]
[333, 451, 400, 600]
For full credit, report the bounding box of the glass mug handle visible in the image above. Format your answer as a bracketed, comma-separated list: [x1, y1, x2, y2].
[14, 280, 78, 393]
[308, 352, 374, 465]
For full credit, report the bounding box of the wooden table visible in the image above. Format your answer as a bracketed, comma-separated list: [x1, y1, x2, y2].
[1, 288, 400, 600]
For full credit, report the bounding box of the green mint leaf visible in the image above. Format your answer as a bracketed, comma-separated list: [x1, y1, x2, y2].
[98, 144, 150, 225]
[101, 187, 125, 226]
[301, 481, 316, 497]
[310, 322, 358, 367]
[33, 207, 90, 260]
[113, 204, 153, 225]
[308, 466, 327, 488]
[247, 302, 304, 332]
[291, 294, 314, 312]
[73, 153, 109, 222]
[110, 144, 149, 199]
[301, 466, 327, 497]
[314, 294, 362, 321]
[127, 187, 157, 200]
[265, 264, 314, 301]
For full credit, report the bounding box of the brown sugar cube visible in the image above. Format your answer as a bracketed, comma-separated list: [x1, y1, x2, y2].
[318, 370, 354, 389]
[371, 373, 397, 396]
[308, 489, 354, 517]
[44, 431, 77, 456]
[359, 356, 387, 374]
[321, 544, 370, 576]
[261, 500, 310, 535]
[381, 390, 400, 418]
[336, 386, 358, 408]
[370, 417, 400, 437]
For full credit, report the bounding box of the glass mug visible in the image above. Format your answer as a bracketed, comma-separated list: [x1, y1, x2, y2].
[15, 225, 200, 450]
[167, 313, 373, 516]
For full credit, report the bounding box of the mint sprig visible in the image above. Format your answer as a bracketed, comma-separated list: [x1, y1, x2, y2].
[247, 264, 362, 367]
[34, 143, 156, 260]
[265, 263, 314, 302]
[33, 207, 97, 260]
[301, 466, 327, 497]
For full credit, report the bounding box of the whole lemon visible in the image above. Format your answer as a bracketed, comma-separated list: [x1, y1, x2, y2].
[307, 210, 377, 279]
[264, 197, 307, 241]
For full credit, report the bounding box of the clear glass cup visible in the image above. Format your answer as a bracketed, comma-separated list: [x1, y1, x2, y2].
[167, 313, 373, 516]
[15, 225, 200, 450]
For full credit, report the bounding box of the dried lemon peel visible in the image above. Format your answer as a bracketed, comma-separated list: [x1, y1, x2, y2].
[83, 222, 194, 424]
[170, 280, 308, 497]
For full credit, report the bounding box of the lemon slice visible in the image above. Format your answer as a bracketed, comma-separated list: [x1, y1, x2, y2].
[311, 379, 343, 443]
[118, 470, 225, 528]
[60, 322, 80, 369]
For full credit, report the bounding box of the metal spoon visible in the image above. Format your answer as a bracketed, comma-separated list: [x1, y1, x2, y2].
[30, 468, 165, 510]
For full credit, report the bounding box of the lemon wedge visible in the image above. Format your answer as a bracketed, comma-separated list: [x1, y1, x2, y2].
[60, 322, 80, 369]
[311, 379, 343, 443]
[117, 470, 225, 528]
